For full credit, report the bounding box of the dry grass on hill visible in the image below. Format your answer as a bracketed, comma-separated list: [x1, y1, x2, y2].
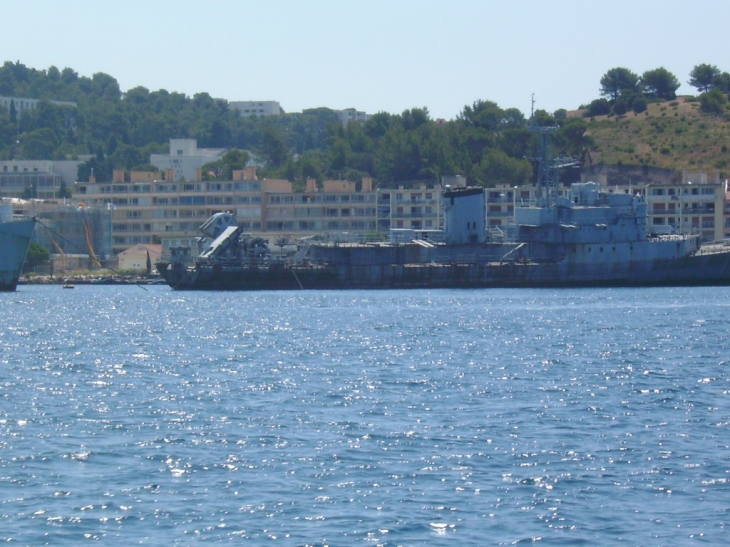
[569, 97, 730, 175]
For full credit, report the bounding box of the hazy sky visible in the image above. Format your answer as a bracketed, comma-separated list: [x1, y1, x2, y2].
[3, 0, 729, 120]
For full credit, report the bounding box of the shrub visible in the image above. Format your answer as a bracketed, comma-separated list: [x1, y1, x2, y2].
[632, 97, 648, 114]
[585, 98, 611, 117]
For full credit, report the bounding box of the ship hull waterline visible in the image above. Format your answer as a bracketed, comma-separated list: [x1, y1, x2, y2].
[157, 251, 730, 291]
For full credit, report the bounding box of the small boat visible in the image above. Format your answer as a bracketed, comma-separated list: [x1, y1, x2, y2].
[63, 283, 75, 289]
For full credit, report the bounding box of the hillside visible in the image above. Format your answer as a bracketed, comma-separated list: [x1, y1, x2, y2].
[2, 61, 730, 188]
[574, 97, 730, 177]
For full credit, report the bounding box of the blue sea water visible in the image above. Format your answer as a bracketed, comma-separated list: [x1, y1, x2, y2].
[1, 285, 729, 546]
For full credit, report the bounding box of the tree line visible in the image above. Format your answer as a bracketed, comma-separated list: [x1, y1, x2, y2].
[0, 61, 727, 190]
[585, 63, 730, 117]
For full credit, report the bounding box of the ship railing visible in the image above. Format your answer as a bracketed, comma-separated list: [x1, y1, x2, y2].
[487, 227, 505, 242]
[311, 231, 391, 244]
[159, 252, 196, 266]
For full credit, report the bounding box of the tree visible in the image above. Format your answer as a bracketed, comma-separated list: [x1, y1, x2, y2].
[531, 109, 555, 127]
[689, 64, 721, 93]
[585, 98, 611, 117]
[260, 124, 288, 168]
[201, 149, 250, 180]
[24, 241, 49, 272]
[58, 180, 72, 199]
[556, 118, 595, 167]
[400, 107, 429, 131]
[641, 67, 680, 100]
[600, 67, 640, 100]
[21, 127, 57, 159]
[472, 149, 532, 187]
[459, 100, 504, 131]
[713, 72, 730, 94]
[612, 94, 630, 117]
[699, 88, 727, 115]
[632, 96, 648, 114]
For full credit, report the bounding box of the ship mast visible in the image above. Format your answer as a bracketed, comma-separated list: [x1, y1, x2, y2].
[528, 95, 578, 207]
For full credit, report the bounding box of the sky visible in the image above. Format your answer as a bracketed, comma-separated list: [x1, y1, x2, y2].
[3, 0, 729, 120]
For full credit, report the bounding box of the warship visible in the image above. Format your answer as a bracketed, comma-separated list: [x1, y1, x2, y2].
[0, 203, 36, 291]
[156, 127, 730, 291]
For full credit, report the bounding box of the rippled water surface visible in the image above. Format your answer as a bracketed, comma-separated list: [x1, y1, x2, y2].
[1, 285, 729, 545]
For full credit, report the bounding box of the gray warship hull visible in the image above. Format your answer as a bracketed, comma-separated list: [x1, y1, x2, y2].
[157, 241, 730, 290]
[156, 180, 730, 291]
[0, 218, 35, 291]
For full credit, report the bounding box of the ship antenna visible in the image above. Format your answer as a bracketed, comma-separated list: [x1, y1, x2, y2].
[530, 93, 535, 121]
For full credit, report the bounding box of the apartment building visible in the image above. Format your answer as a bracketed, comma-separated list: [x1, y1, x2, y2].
[644, 174, 725, 242]
[376, 185, 442, 233]
[150, 139, 226, 182]
[75, 168, 385, 254]
[263, 177, 379, 237]
[485, 172, 729, 243]
[335, 108, 371, 126]
[0, 96, 77, 114]
[229, 101, 282, 117]
[0, 160, 86, 199]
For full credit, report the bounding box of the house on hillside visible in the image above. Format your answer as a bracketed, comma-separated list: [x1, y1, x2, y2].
[117, 244, 162, 271]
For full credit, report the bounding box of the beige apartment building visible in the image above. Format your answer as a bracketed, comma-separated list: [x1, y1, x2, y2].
[74, 167, 445, 255]
[376, 185, 442, 233]
[74, 167, 427, 254]
[643, 173, 726, 242]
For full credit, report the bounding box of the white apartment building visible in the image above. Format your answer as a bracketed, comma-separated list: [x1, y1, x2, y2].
[335, 108, 371, 126]
[0, 96, 77, 114]
[150, 139, 226, 182]
[0, 160, 87, 199]
[229, 101, 282, 117]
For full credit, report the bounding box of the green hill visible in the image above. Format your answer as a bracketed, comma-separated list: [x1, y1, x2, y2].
[575, 97, 730, 177]
[2, 60, 730, 187]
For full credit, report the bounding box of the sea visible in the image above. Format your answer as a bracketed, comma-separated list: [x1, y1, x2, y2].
[1, 285, 729, 546]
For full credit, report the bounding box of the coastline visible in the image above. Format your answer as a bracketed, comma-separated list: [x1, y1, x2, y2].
[18, 274, 165, 286]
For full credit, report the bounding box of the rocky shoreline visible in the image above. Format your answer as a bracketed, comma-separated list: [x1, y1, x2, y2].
[19, 274, 165, 285]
